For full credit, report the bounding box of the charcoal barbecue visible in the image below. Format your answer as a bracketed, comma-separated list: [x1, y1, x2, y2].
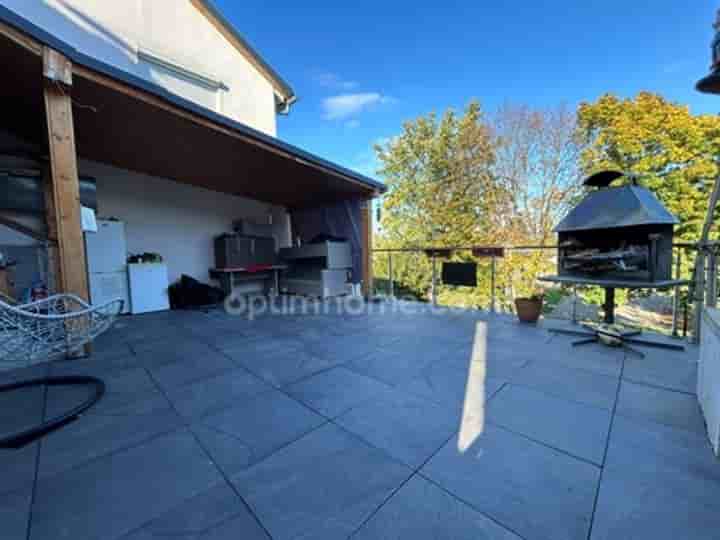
[540, 171, 689, 356]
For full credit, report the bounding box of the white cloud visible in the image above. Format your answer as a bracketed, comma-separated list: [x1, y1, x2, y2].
[315, 72, 358, 90]
[322, 93, 396, 120]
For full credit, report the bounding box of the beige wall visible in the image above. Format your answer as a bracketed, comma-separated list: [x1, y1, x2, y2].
[0, 0, 279, 135]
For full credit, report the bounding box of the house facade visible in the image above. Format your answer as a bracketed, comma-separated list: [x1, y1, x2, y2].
[0, 0, 294, 135]
[0, 1, 381, 303]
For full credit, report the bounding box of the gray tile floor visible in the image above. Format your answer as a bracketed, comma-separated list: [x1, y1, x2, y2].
[0, 301, 714, 540]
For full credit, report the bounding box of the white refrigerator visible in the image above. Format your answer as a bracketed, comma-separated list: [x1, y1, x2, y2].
[85, 219, 130, 314]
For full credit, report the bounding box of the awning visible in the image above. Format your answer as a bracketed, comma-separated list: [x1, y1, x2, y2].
[0, 7, 385, 210]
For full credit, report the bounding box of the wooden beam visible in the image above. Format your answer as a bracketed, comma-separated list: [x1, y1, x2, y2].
[0, 18, 43, 55]
[361, 199, 373, 298]
[43, 48, 89, 303]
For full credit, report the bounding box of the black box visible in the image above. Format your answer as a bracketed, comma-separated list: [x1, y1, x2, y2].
[214, 234, 276, 269]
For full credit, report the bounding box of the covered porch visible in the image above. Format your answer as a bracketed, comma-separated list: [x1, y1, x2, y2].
[0, 9, 381, 309]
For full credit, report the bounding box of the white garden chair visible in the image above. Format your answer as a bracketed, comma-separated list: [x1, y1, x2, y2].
[0, 293, 124, 370]
[0, 293, 123, 449]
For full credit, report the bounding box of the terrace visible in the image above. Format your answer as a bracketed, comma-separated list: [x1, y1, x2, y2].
[1, 300, 710, 540]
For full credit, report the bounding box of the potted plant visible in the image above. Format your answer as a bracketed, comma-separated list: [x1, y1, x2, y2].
[515, 291, 544, 323]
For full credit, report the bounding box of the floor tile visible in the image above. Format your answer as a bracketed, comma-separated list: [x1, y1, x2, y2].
[487, 385, 612, 464]
[199, 390, 325, 470]
[148, 352, 236, 390]
[348, 342, 450, 387]
[30, 429, 222, 540]
[38, 395, 183, 478]
[446, 341, 535, 380]
[605, 415, 719, 481]
[623, 346, 698, 394]
[228, 347, 341, 387]
[50, 351, 138, 378]
[286, 367, 393, 418]
[354, 475, 522, 540]
[399, 359, 506, 415]
[304, 335, 384, 364]
[132, 339, 220, 370]
[422, 425, 600, 540]
[0, 443, 39, 495]
[336, 390, 458, 468]
[232, 424, 411, 540]
[45, 367, 160, 418]
[512, 359, 619, 409]
[544, 334, 624, 377]
[0, 488, 31, 540]
[191, 425, 255, 478]
[121, 483, 268, 540]
[129, 334, 210, 355]
[591, 456, 720, 540]
[616, 380, 706, 434]
[218, 334, 305, 356]
[0, 384, 44, 437]
[165, 368, 271, 420]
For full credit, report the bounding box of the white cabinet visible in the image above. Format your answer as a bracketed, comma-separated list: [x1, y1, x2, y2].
[128, 263, 170, 314]
[699, 307, 720, 456]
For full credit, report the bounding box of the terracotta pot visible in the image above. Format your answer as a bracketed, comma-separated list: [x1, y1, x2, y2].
[515, 296, 543, 323]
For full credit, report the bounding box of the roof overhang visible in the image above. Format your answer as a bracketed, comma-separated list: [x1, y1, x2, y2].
[0, 7, 385, 210]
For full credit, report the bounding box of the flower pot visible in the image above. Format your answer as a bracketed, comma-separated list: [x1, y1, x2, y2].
[515, 296, 543, 324]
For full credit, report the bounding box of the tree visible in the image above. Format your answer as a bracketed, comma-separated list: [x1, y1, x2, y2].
[374, 102, 499, 303]
[577, 92, 720, 242]
[492, 104, 584, 245]
[374, 101, 584, 308]
[376, 101, 497, 249]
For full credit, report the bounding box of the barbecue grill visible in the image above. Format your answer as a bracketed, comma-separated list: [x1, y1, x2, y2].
[540, 171, 688, 357]
[555, 171, 677, 283]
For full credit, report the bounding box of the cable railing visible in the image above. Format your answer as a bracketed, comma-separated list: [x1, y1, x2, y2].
[371, 243, 707, 340]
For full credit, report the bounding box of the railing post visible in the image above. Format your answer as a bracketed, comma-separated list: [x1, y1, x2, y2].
[431, 255, 438, 307]
[672, 248, 682, 337]
[693, 249, 706, 343]
[708, 249, 718, 309]
[388, 253, 394, 298]
[490, 255, 496, 313]
[572, 285, 578, 324]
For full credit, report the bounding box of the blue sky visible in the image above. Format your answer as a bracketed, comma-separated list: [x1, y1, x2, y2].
[215, 0, 719, 181]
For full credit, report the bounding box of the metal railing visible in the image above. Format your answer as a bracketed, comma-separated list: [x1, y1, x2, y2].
[371, 243, 707, 339]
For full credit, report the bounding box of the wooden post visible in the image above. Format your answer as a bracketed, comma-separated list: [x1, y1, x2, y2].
[360, 199, 373, 298]
[43, 48, 89, 303]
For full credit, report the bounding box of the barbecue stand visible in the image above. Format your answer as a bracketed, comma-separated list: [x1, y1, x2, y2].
[539, 275, 689, 358]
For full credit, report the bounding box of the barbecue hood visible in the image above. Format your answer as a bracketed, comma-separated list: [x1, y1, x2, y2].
[554, 177, 678, 233]
[553, 171, 680, 284]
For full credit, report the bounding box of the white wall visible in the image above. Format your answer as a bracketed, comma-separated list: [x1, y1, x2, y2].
[83, 160, 291, 285]
[0, 0, 279, 135]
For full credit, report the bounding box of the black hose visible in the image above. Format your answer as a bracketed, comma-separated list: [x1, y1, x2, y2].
[0, 376, 105, 449]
